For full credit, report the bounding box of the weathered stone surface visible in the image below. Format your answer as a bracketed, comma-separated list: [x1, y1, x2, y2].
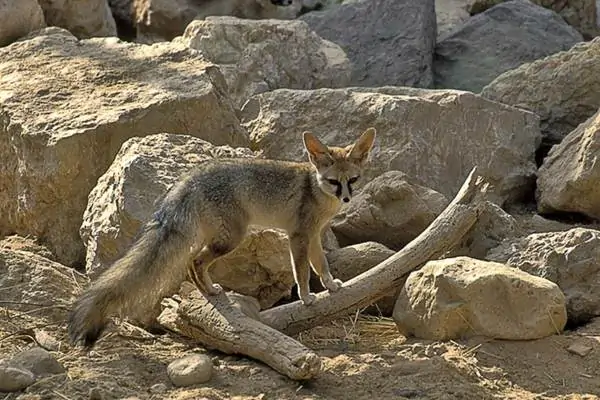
[436, 0, 470, 39]
[80, 133, 298, 308]
[487, 228, 600, 325]
[331, 171, 449, 250]
[435, 0, 583, 93]
[299, 0, 436, 88]
[0, 249, 87, 321]
[242, 87, 540, 205]
[8, 348, 65, 378]
[393, 257, 567, 340]
[536, 108, 600, 218]
[37, 0, 117, 38]
[321, 242, 398, 316]
[176, 17, 351, 108]
[0, 365, 35, 392]
[469, 0, 599, 39]
[0, 28, 249, 266]
[167, 354, 213, 387]
[0, 0, 46, 47]
[481, 38, 600, 145]
[134, 0, 297, 43]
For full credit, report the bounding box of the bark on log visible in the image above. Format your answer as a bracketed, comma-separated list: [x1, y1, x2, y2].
[260, 167, 491, 335]
[157, 282, 321, 380]
[159, 167, 491, 379]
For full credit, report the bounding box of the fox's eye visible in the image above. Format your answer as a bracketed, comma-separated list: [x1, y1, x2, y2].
[348, 176, 360, 184]
[326, 178, 340, 186]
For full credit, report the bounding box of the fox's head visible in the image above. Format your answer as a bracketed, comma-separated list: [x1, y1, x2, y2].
[303, 127, 376, 203]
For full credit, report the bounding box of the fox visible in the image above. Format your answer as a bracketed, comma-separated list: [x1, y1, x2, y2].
[68, 127, 377, 348]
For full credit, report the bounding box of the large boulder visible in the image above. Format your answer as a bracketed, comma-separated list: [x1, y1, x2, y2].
[468, 0, 599, 39]
[536, 108, 600, 218]
[481, 37, 600, 146]
[37, 0, 117, 38]
[133, 0, 298, 43]
[434, 0, 583, 93]
[0, 0, 46, 47]
[393, 257, 567, 340]
[487, 228, 600, 325]
[435, 0, 470, 39]
[331, 171, 449, 250]
[299, 0, 436, 88]
[176, 17, 351, 108]
[0, 28, 249, 267]
[0, 249, 87, 321]
[80, 133, 300, 309]
[242, 87, 541, 205]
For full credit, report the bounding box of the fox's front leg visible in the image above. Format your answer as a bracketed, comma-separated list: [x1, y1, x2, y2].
[289, 233, 316, 305]
[309, 235, 343, 292]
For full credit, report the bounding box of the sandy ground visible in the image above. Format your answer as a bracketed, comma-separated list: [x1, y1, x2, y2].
[1, 308, 599, 400]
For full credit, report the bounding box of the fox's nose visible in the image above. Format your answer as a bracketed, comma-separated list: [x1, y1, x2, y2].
[342, 197, 350, 203]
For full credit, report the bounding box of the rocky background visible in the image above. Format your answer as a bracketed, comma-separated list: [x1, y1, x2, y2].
[1, 0, 600, 398]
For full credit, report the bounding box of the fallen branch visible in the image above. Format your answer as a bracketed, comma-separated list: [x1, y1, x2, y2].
[260, 167, 491, 335]
[158, 282, 321, 380]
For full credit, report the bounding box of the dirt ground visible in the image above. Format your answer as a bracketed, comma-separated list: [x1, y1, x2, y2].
[1, 307, 599, 400]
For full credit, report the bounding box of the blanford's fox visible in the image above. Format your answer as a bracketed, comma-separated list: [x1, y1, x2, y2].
[68, 128, 377, 348]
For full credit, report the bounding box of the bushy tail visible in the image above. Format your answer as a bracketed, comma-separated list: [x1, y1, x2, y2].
[68, 219, 193, 348]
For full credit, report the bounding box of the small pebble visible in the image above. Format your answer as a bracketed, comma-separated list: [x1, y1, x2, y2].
[167, 354, 213, 387]
[9, 347, 65, 377]
[0, 365, 36, 392]
[149, 383, 168, 394]
[567, 340, 594, 357]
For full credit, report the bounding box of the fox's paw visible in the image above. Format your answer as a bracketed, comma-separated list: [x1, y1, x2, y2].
[325, 278, 343, 292]
[300, 293, 316, 306]
[207, 283, 223, 295]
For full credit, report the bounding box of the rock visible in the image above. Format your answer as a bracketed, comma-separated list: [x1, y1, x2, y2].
[134, 0, 297, 43]
[450, 202, 520, 259]
[0, 236, 55, 261]
[80, 133, 296, 308]
[0, 0, 46, 47]
[435, 0, 470, 39]
[149, 383, 168, 394]
[299, 0, 436, 88]
[33, 330, 61, 352]
[536, 108, 600, 219]
[321, 242, 398, 315]
[37, 0, 117, 38]
[330, 171, 449, 250]
[0, 28, 249, 267]
[469, 0, 599, 39]
[176, 17, 351, 107]
[167, 354, 213, 387]
[567, 339, 594, 357]
[393, 257, 567, 340]
[486, 228, 600, 325]
[481, 38, 600, 146]
[0, 249, 87, 321]
[0, 366, 35, 392]
[8, 348, 65, 378]
[434, 0, 583, 93]
[242, 87, 540, 205]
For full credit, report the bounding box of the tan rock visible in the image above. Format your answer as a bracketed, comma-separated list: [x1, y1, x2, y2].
[0, 249, 87, 321]
[80, 133, 298, 308]
[331, 171, 449, 250]
[0, 28, 249, 267]
[481, 38, 600, 146]
[37, 0, 117, 38]
[242, 87, 540, 205]
[321, 242, 398, 316]
[486, 228, 600, 325]
[393, 257, 567, 340]
[177, 17, 351, 107]
[537, 108, 600, 219]
[0, 0, 46, 47]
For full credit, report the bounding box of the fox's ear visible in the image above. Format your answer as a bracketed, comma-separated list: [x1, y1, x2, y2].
[303, 131, 333, 167]
[347, 127, 376, 165]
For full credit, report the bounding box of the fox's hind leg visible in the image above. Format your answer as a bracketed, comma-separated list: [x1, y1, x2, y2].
[187, 224, 246, 296]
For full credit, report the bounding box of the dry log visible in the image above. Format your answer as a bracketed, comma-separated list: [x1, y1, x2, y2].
[260, 167, 491, 335]
[158, 282, 321, 380]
